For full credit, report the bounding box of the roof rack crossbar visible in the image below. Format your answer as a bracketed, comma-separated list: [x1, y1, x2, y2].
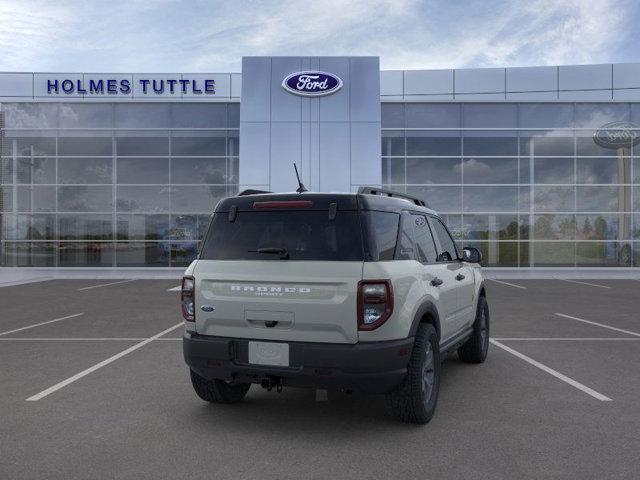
[357, 186, 428, 208]
[238, 189, 272, 196]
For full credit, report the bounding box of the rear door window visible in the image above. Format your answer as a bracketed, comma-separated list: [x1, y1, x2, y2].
[396, 213, 417, 260]
[412, 214, 438, 263]
[429, 217, 459, 262]
[200, 210, 364, 261]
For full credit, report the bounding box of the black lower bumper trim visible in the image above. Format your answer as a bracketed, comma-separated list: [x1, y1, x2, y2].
[183, 332, 414, 394]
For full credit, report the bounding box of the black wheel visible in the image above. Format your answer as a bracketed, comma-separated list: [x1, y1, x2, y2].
[387, 323, 441, 424]
[458, 295, 489, 364]
[190, 369, 251, 404]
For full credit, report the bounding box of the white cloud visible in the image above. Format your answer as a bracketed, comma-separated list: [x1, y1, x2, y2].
[0, 0, 635, 72]
[0, 1, 74, 70]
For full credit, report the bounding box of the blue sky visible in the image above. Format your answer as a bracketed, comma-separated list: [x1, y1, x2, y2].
[0, 0, 638, 72]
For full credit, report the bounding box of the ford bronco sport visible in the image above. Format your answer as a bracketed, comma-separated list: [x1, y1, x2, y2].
[182, 187, 489, 424]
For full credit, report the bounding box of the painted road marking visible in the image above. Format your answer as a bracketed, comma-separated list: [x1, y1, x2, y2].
[558, 279, 611, 289]
[26, 323, 183, 401]
[0, 337, 182, 341]
[0, 337, 147, 341]
[493, 337, 640, 341]
[167, 285, 181, 291]
[78, 279, 137, 291]
[487, 279, 526, 289]
[0, 277, 53, 287]
[490, 339, 612, 402]
[0, 313, 84, 337]
[555, 313, 640, 337]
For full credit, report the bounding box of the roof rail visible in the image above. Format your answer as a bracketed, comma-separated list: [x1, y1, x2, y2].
[357, 186, 429, 208]
[237, 189, 272, 196]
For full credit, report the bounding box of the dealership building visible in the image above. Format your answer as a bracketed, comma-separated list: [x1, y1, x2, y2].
[1, 56, 639, 269]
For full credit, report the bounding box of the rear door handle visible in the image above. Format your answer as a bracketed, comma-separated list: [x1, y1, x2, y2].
[431, 277, 443, 287]
[456, 274, 465, 281]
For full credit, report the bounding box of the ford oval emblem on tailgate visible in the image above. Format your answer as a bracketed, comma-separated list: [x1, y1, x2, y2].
[200, 305, 215, 312]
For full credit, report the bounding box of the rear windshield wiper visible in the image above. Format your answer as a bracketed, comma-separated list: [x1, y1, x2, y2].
[248, 247, 290, 259]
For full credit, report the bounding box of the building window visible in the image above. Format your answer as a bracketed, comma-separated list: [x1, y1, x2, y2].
[0, 102, 239, 267]
[381, 102, 639, 267]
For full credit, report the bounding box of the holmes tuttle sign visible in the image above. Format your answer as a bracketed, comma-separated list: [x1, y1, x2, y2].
[46, 78, 216, 96]
[282, 71, 342, 97]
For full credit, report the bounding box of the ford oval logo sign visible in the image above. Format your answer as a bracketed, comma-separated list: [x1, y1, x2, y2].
[282, 71, 343, 97]
[593, 121, 640, 149]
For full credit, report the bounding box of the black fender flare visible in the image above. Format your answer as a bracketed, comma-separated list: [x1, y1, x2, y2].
[471, 280, 488, 321]
[478, 279, 487, 299]
[409, 301, 441, 340]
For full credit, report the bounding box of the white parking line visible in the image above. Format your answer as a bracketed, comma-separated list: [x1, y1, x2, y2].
[555, 313, 640, 337]
[489, 339, 612, 402]
[487, 279, 526, 290]
[167, 285, 181, 292]
[558, 279, 611, 289]
[0, 313, 84, 337]
[0, 277, 53, 288]
[78, 279, 137, 291]
[493, 337, 640, 341]
[0, 337, 147, 341]
[0, 337, 182, 341]
[26, 322, 183, 401]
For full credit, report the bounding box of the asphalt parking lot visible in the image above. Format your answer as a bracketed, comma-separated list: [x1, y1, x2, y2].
[1, 278, 640, 479]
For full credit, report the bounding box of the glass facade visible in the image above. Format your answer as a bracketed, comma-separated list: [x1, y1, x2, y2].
[0, 102, 239, 267]
[382, 103, 640, 267]
[1, 100, 639, 268]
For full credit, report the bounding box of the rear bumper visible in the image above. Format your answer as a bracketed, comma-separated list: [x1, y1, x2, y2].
[183, 331, 414, 394]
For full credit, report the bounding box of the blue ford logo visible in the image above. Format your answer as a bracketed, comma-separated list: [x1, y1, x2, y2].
[282, 71, 343, 97]
[200, 305, 215, 312]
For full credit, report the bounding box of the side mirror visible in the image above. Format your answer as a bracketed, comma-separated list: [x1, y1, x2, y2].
[462, 247, 482, 264]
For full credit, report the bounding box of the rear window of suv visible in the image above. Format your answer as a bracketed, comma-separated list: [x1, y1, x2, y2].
[200, 209, 401, 262]
[200, 210, 364, 261]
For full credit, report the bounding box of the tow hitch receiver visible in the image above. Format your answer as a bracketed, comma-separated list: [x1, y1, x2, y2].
[260, 376, 283, 392]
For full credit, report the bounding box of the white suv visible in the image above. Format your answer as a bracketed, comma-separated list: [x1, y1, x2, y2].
[181, 187, 489, 424]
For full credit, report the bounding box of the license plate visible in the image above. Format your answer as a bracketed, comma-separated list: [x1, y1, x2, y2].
[248, 341, 289, 367]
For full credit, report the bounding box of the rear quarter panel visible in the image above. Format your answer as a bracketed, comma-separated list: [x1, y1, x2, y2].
[359, 260, 441, 342]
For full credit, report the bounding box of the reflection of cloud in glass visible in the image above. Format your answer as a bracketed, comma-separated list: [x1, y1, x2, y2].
[534, 186, 574, 212]
[406, 186, 461, 212]
[58, 105, 80, 127]
[455, 158, 490, 176]
[3, 104, 57, 128]
[534, 158, 574, 184]
[575, 104, 630, 129]
[463, 186, 518, 212]
[576, 158, 620, 184]
[576, 186, 621, 212]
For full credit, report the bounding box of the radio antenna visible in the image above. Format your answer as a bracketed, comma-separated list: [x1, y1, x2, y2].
[293, 163, 308, 193]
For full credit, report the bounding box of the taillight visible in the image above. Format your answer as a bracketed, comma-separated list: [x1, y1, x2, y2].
[357, 280, 393, 331]
[181, 276, 195, 321]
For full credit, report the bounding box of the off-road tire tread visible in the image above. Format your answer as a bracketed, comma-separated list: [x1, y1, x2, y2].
[386, 323, 440, 424]
[190, 369, 250, 404]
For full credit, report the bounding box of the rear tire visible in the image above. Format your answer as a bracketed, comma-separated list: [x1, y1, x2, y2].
[386, 323, 440, 424]
[458, 295, 490, 364]
[190, 369, 251, 404]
